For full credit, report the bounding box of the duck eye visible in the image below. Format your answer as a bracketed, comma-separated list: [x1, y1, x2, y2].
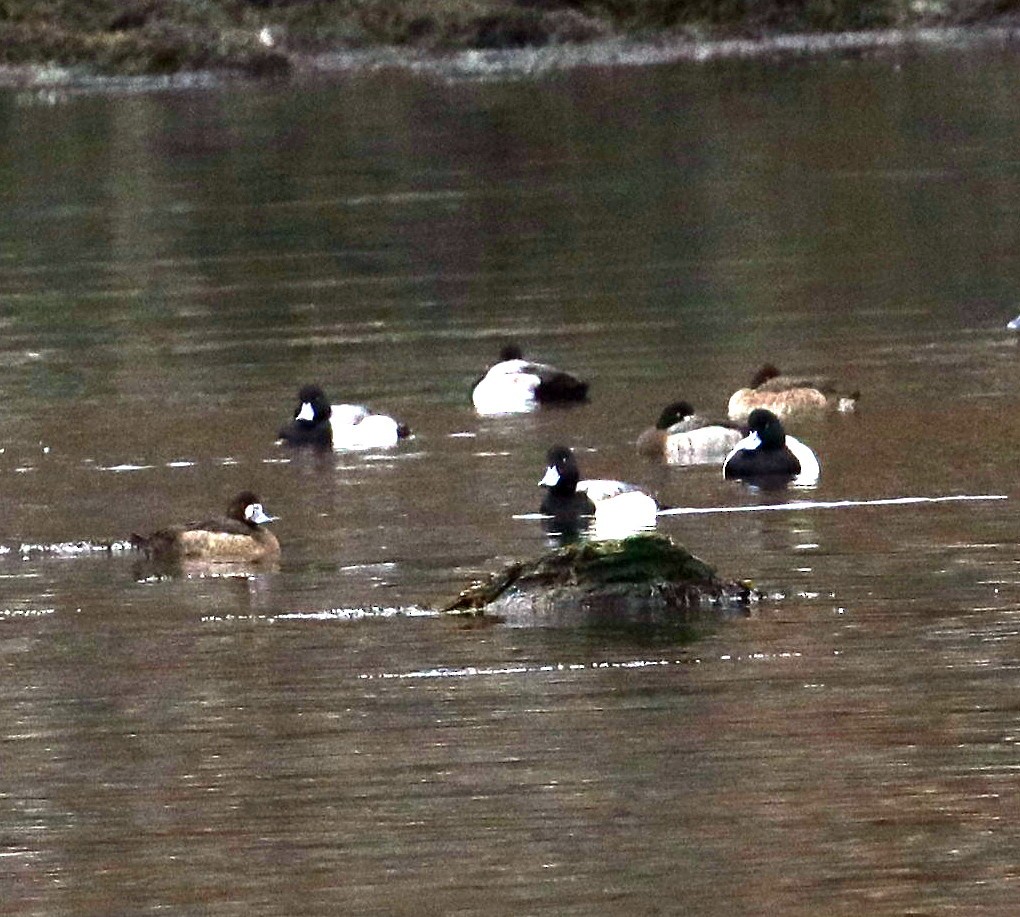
[244, 504, 261, 521]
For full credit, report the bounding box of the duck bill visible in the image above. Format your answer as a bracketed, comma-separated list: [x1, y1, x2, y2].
[295, 401, 315, 423]
[245, 503, 279, 525]
[539, 465, 560, 487]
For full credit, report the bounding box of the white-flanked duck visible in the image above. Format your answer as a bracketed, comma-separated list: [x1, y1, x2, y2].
[539, 445, 658, 538]
[278, 384, 411, 451]
[472, 344, 588, 415]
[637, 400, 744, 465]
[723, 408, 820, 487]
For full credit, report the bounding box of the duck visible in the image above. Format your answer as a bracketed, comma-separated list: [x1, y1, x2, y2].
[539, 445, 659, 537]
[130, 491, 280, 563]
[472, 344, 588, 415]
[727, 364, 858, 422]
[722, 408, 820, 487]
[636, 401, 744, 465]
[278, 384, 411, 451]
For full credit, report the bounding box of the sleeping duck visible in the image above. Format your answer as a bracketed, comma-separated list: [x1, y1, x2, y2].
[472, 344, 588, 415]
[727, 364, 857, 422]
[637, 401, 744, 465]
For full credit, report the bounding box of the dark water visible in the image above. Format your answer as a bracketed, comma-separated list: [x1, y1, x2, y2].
[4, 47, 1020, 914]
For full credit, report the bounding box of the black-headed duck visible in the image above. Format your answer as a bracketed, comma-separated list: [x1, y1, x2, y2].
[722, 409, 820, 487]
[472, 344, 588, 415]
[278, 384, 411, 451]
[637, 401, 744, 465]
[539, 445, 658, 538]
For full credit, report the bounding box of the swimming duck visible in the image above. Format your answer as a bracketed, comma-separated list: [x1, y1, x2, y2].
[636, 401, 744, 465]
[130, 490, 280, 563]
[722, 409, 820, 486]
[472, 344, 588, 415]
[727, 364, 857, 422]
[278, 384, 411, 451]
[539, 445, 659, 537]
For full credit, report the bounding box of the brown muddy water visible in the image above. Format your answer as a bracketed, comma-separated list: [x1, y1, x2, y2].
[4, 47, 1020, 915]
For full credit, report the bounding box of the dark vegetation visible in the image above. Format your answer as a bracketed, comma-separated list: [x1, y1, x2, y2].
[0, 0, 1018, 76]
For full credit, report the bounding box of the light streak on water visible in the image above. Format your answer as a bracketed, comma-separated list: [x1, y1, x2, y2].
[358, 651, 804, 681]
[656, 494, 1007, 517]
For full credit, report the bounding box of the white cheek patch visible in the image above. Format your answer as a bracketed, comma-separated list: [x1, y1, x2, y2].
[539, 465, 560, 487]
[296, 402, 315, 423]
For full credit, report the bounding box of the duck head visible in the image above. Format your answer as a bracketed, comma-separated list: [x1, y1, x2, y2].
[539, 445, 581, 497]
[741, 408, 788, 451]
[654, 400, 696, 430]
[293, 385, 332, 426]
[228, 491, 279, 527]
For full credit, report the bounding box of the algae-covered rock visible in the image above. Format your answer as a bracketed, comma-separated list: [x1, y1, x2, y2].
[443, 533, 755, 628]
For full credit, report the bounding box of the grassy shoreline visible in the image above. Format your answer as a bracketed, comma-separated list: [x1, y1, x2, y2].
[0, 1, 1018, 79]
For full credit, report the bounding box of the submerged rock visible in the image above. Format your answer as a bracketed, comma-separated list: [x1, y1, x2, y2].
[443, 533, 756, 628]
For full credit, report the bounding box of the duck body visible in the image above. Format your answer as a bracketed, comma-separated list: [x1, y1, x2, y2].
[278, 385, 410, 451]
[131, 491, 280, 563]
[539, 446, 658, 538]
[472, 345, 588, 415]
[723, 409, 820, 487]
[728, 364, 857, 422]
[637, 401, 744, 465]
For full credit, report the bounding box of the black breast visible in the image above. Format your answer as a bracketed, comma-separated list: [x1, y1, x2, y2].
[279, 418, 332, 448]
[724, 446, 801, 480]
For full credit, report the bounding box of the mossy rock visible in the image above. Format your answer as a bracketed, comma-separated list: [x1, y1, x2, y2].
[443, 533, 756, 628]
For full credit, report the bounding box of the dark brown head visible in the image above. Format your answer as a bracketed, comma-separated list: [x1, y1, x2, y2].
[750, 364, 782, 388]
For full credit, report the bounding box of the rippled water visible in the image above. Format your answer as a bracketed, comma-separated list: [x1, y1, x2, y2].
[5, 46, 1020, 914]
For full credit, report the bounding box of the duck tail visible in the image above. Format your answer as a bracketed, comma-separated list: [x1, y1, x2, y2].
[130, 531, 174, 558]
[129, 533, 153, 556]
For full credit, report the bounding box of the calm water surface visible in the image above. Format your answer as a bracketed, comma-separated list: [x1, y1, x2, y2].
[4, 47, 1020, 915]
